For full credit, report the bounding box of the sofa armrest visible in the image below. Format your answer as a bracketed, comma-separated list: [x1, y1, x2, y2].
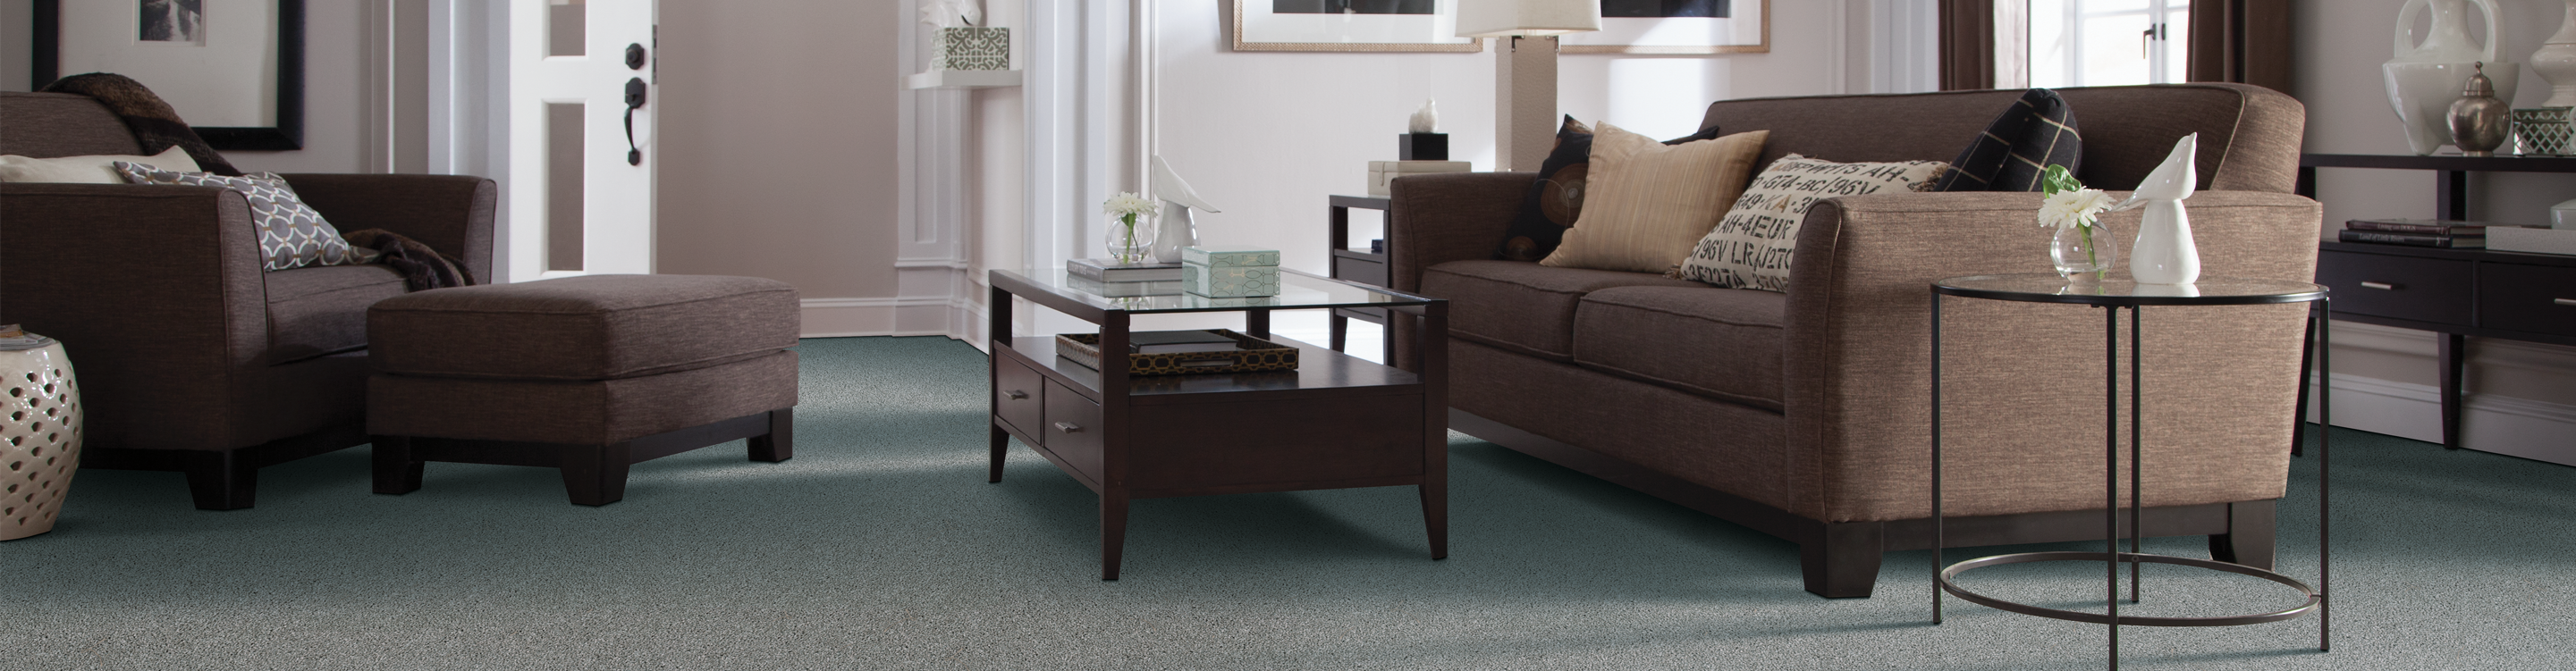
[1779, 189, 2322, 524]
[278, 173, 497, 283]
[1386, 172, 1533, 293]
[0, 183, 273, 449]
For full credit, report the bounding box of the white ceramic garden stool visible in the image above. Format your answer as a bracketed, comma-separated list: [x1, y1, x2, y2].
[1, 333, 81, 541]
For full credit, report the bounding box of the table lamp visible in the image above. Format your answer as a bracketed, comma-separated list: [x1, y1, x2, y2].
[1457, 0, 1601, 172]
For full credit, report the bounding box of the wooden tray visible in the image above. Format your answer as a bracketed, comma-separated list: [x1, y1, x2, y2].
[1054, 329, 1298, 375]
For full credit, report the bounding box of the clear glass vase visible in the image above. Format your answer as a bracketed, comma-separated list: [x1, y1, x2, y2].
[1104, 215, 1159, 265]
[2051, 223, 2116, 282]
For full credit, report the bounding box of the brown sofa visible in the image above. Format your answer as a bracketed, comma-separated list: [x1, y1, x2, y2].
[1386, 84, 2319, 598]
[0, 91, 495, 509]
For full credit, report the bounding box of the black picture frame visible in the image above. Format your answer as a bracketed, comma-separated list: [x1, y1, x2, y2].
[30, 0, 305, 151]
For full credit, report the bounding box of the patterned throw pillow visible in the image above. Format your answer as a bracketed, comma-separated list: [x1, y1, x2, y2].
[114, 162, 365, 271]
[1537, 123, 1769, 274]
[1928, 88, 2081, 192]
[1674, 155, 1949, 292]
[1494, 116, 1730, 262]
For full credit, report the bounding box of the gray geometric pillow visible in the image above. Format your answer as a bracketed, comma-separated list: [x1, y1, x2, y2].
[114, 162, 364, 271]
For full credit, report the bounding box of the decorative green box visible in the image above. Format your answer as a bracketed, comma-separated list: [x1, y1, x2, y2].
[930, 27, 1009, 71]
[1181, 245, 1280, 268]
[1181, 262, 1280, 298]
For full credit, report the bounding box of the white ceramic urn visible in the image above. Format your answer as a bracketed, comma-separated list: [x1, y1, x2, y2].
[2531, 0, 2576, 107]
[2385, 0, 2519, 155]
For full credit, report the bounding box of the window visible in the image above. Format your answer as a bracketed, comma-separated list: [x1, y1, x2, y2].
[2027, 0, 2189, 88]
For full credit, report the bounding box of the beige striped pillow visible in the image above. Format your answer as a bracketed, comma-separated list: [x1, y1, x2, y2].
[1538, 123, 1768, 273]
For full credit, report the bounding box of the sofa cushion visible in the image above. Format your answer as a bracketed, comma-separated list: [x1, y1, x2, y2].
[1928, 88, 2082, 192]
[1674, 155, 1947, 291]
[265, 264, 407, 365]
[1420, 260, 1700, 360]
[1539, 124, 1769, 274]
[1571, 286, 1787, 412]
[367, 274, 800, 381]
[0, 146, 199, 183]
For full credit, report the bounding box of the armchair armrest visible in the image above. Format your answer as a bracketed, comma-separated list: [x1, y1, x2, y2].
[1779, 190, 2322, 524]
[1385, 172, 1533, 292]
[0, 183, 272, 449]
[278, 174, 497, 283]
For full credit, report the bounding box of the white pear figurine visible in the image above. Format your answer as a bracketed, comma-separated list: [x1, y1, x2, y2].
[2118, 133, 2200, 285]
[1149, 155, 1221, 264]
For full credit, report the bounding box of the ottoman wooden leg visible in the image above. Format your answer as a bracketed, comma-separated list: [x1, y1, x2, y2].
[372, 436, 425, 495]
[747, 407, 793, 463]
[561, 442, 634, 506]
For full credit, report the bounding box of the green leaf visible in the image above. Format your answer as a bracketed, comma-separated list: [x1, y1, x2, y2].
[2041, 164, 2082, 196]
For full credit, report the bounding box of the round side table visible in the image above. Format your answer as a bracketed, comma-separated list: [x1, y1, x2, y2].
[1929, 274, 2331, 670]
[2, 331, 82, 541]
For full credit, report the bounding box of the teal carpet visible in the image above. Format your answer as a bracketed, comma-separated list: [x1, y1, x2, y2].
[7, 336, 2572, 669]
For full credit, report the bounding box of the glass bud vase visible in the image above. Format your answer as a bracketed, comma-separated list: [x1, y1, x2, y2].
[1104, 215, 1159, 265]
[2051, 223, 2116, 282]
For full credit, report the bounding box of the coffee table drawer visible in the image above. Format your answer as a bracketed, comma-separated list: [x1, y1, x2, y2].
[994, 356, 1046, 435]
[2317, 250, 2473, 325]
[2479, 263, 2576, 338]
[1043, 379, 1103, 480]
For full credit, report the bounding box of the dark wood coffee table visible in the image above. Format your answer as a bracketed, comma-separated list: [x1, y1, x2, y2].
[986, 268, 1448, 579]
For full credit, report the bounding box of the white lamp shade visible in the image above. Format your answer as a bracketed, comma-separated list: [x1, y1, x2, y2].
[1455, 0, 1603, 38]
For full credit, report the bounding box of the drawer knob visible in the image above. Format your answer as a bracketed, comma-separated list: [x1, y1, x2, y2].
[1004, 390, 1028, 400]
[2557, 298, 2576, 306]
[1053, 421, 1083, 433]
[2361, 281, 2399, 290]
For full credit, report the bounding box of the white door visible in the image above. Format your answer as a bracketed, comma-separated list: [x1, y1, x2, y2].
[2029, 0, 2189, 88]
[507, 0, 657, 281]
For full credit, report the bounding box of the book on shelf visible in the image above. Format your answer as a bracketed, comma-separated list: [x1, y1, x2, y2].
[2338, 230, 2487, 248]
[2343, 218, 2532, 236]
[1066, 275, 1181, 297]
[1068, 258, 1184, 282]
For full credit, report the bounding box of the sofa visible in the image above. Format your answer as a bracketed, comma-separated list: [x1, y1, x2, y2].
[1385, 84, 2318, 598]
[0, 91, 496, 509]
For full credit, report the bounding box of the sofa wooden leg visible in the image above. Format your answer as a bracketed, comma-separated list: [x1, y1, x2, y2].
[371, 437, 426, 495]
[560, 442, 633, 507]
[747, 407, 793, 463]
[182, 449, 258, 511]
[1802, 522, 1885, 599]
[2209, 499, 2277, 569]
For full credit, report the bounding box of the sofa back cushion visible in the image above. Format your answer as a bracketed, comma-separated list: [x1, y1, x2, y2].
[1695, 83, 2301, 193]
[0, 92, 146, 158]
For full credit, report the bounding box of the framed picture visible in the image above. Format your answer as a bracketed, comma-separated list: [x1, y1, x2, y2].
[1232, 0, 1482, 53]
[30, 0, 306, 150]
[1561, 0, 1770, 55]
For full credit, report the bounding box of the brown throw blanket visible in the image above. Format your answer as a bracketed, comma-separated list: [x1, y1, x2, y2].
[38, 72, 242, 176]
[343, 230, 477, 291]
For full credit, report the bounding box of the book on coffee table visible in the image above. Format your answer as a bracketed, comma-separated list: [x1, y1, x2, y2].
[1068, 258, 1184, 282]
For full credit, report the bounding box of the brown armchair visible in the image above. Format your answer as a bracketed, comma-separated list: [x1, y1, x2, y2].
[0, 91, 494, 509]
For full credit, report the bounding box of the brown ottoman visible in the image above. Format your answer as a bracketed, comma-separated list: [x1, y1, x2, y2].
[364, 274, 799, 506]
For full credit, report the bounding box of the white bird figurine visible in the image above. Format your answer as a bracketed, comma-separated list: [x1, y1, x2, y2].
[2117, 133, 2200, 285]
[919, 0, 982, 28]
[1149, 155, 1220, 264]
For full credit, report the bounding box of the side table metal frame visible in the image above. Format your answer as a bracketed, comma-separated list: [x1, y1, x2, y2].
[1930, 282, 2332, 670]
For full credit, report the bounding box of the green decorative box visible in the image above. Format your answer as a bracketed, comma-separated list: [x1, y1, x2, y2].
[1181, 245, 1280, 268]
[930, 27, 1009, 71]
[1181, 263, 1280, 298]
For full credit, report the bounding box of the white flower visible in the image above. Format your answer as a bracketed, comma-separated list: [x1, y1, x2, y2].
[1102, 192, 1157, 221]
[2038, 188, 2115, 230]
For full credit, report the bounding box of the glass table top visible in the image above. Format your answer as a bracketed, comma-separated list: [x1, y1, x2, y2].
[996, 267, 1437, 315]
[1934, 273, 2328, 306]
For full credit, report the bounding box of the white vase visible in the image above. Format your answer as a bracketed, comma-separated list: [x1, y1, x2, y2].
[1150, 200, 1197, 264]
[2385, 0, 2518, 155]
[2532, 0, 2576, 107]
[2, 335, 81, 541]
[2129, 201, 2201, 286]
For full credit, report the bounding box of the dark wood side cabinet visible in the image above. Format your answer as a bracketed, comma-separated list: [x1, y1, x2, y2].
[1328, 195, 1392, 354]
[2313, 241, 2576, 449]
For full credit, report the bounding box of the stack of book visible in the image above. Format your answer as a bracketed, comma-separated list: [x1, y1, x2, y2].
[2336, 219, 2530, 248]
[1066, 258, 1184, 297]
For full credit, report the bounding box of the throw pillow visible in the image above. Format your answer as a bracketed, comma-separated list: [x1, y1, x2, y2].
[1675, 155, 1949, 291]
[1536, 123, 1769, 274]
[0, 147, 201, 184]
[1494, 117, 1731, 261]
[113, 162, 366, 271]
[1928, 88, 2081, 192]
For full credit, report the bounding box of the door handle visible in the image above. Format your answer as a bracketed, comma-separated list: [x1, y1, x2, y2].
[622, 77, 647, 165]
[1004, 390, 1028, 400]
[2361, 281, 2399, 290]
[1053, 422, 1083, 433]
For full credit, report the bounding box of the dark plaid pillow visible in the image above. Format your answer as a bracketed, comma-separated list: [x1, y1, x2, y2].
[1929, 88, 2081, 192]
[1494, 118, 1730, 262]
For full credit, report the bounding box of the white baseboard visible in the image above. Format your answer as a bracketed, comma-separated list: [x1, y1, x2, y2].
[2310, 373, 2576, 466]
[799, 297, 975, 340]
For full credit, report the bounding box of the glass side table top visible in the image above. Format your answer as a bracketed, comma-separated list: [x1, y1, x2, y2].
[1933, 273, 2328, 306]
[994, 267, 1438, 314]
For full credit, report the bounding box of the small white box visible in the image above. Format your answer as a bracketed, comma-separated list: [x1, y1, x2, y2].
[1366, 161, 1473, 197]
[2489, 226, 2576, 256]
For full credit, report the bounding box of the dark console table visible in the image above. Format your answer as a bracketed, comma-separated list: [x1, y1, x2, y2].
[1327, 195, 1393, 354]
[2296, 153, 2576, 449]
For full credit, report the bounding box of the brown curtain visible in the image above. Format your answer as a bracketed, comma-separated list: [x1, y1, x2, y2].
[1938, 0, 1997, 91]
[2188, 0, 2294, 94]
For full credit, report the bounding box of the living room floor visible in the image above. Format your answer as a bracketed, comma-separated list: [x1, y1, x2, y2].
[11, 337, 2572, 669]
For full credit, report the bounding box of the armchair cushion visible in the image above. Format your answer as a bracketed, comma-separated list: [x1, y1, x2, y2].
[114, 163, 364, 271]
[1419, 260, 1698, 361]
[265, 264, 407, 365]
